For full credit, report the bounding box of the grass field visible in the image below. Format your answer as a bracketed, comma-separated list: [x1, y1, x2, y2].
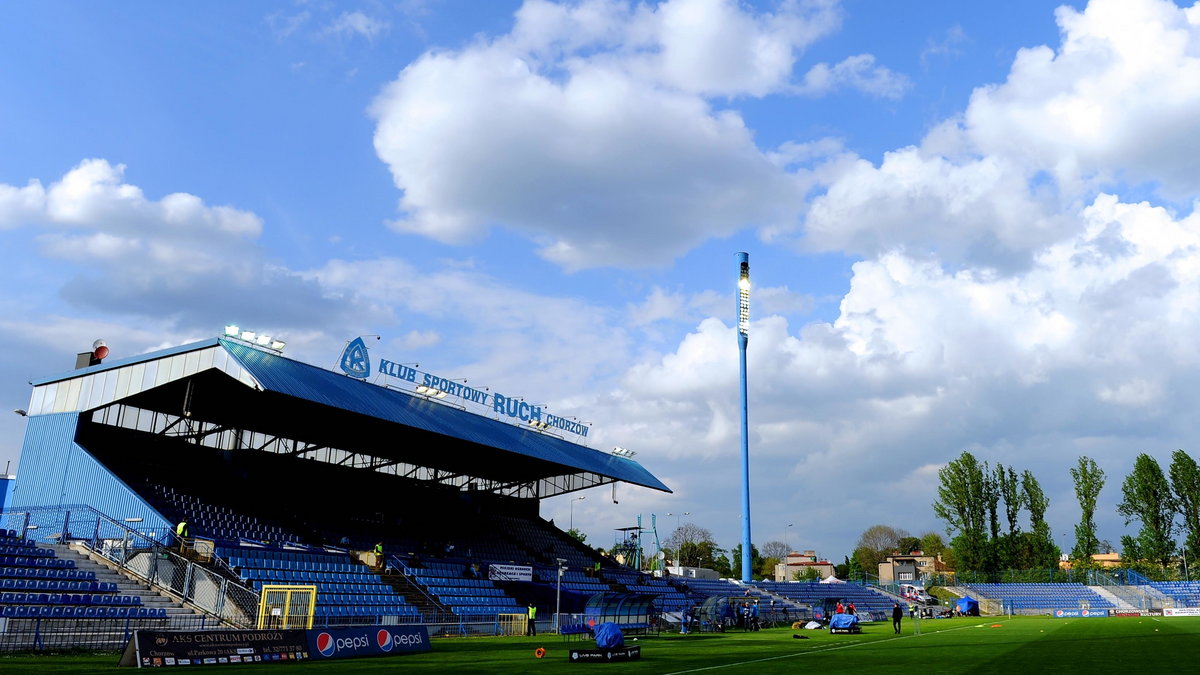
[3, 615, 1199, 673]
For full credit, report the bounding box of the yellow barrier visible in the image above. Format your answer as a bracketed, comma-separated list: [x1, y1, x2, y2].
[497, 613, 527, 636]
[257, 584, 317, 629]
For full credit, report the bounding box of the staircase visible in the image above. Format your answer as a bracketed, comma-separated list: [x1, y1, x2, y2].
[56, 544, 216, 626]
[1089, 586, 1135, 610]
[380, 569, 449, 622]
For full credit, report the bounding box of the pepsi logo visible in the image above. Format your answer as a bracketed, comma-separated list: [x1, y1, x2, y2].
[316, 633, 336, 657]
[376, 629, 393, 652]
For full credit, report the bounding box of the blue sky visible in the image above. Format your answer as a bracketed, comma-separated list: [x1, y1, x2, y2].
[5, 0, 1200, 564]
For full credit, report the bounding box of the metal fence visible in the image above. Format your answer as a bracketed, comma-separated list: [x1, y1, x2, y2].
[0, 614, 227, 652]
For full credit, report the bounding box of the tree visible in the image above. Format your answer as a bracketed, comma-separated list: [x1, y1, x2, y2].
[758, 556, 780, 580]
[1071, 456, 1105, 562]
[933, 451, 989, 571]
[712, 552, 733, 578]
[851, 547, 878, 578]
[1169, 449, 1200, 565]
[834, 556, 850, 579]
[1022, 470, 1057, 568]
[793, 566, 821, 581]
[854, 525, 910, 571]
[1118, 453, 1176, 567]
[982, 462, 1001, 575]
[566, 528, 587, 544]
[919, 532, 946, 557]
[678, 539, 725, 569]
[896, 536, 922, 555]
[665, 523, 714, 554]
[760, 540, 789, 561]
[847, 554, 863, 582]
[996, 464, 1024, 569]
[998, 465, 1024, 536]
[731, 543, 763, 579]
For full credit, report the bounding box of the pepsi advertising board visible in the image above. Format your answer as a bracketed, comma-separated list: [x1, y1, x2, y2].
[308, 626, 430, 661]
[1053, 609, 1109, 618]
[122, 626, 430, 667]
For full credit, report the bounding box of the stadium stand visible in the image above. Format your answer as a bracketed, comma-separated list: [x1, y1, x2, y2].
[7, 335, 674, 645]
[1146, 580, 1200, 607]
[753, 581, 895, 620]
[0, 528, 189, 650]
[960, 583, 1117, 612]
[218, 545, 420, 625]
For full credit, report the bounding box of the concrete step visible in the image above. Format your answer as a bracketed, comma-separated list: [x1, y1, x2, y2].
[52, 544, 205, 617]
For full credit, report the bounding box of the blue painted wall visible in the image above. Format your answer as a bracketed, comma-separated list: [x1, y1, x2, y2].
[0, 476, 13, 511]
[11, 412, 169, 533]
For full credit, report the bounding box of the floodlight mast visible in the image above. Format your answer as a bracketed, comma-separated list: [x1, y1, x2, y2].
[737, 251, 752, 583]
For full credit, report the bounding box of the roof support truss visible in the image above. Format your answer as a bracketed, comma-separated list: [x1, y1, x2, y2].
[88, 403, 613, 499]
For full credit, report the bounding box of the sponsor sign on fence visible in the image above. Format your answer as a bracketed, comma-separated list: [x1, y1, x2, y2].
[1163, 607, 1200, 617]
[307, 626, 430, 660]
[489, 564, 533, 582]
[121, 626, 430, 667]
[1052, 609, 1109, 618]
[121, 630, 310, 667]
[569, 646, 641, 663]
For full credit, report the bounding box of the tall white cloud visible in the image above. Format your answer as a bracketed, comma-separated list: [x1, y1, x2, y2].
[964, 0, 1200, 196]
[370, 0, 899, 270]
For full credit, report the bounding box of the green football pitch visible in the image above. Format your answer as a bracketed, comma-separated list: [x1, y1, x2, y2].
[3, 616, 1199, 673]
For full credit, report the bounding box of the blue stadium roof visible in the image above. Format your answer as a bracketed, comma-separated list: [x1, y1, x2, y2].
[31, 336, 669, 496]
[219, 339, 670, 493]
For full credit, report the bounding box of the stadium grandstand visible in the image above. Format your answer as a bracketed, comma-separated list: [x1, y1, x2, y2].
[1, 333, 686, 647]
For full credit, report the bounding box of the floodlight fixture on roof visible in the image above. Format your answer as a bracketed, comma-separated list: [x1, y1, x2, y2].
[225, 325, 286, 352]
[612, 446, 636, 458]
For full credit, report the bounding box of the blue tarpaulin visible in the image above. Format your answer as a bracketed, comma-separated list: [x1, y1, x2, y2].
[594, 622, 625, 649]
[829, 614, 859, 629]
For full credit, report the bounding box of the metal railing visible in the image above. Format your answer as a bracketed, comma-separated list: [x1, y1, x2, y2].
[0, 615, 228, 652]
[0, 506, 259, 627]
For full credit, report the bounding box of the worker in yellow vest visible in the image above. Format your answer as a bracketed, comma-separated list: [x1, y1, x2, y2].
[526, 603, 537, 636]
[176, 520, 189, 552]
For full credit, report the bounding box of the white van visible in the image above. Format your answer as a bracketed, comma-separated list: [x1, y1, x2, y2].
[899, 583, 934, 604]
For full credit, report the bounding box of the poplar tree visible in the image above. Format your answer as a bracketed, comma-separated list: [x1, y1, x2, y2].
[1168, 449, 1200, 565]
[997, 464, 1024, 568]
[1022, 469, 1056, 568]
[933, 451, 989, 571]
[1118, 454, 1176, 568]
[1070, 456, 1105, 563]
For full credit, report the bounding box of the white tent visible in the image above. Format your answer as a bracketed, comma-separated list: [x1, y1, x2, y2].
[819, 575, 845, 584]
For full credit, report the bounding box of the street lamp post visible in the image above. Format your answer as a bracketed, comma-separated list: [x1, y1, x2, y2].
[666, 511, 690, 531]
[736, 252, 753, 582]
[555, 557, 567, 634]
[569, 496, 585, 531]
[668, 511, 691, 565]
[785, 524, 793, 552]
